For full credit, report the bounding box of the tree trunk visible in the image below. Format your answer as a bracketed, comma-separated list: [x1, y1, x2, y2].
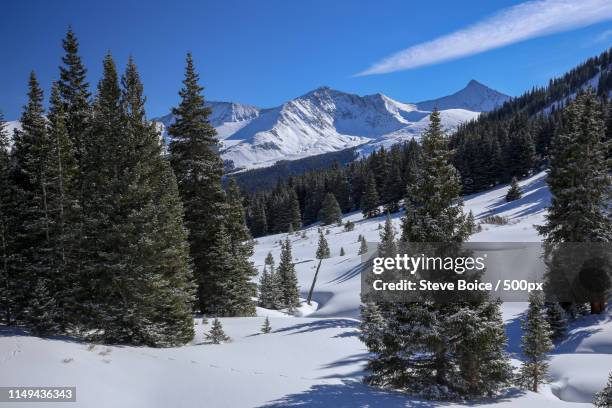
[307, 259, 322, 305]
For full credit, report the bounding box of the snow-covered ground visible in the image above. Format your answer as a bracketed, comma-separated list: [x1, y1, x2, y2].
[1, 171, 610, 407]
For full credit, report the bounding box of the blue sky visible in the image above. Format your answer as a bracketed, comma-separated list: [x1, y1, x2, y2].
[2, 0, 612, 119]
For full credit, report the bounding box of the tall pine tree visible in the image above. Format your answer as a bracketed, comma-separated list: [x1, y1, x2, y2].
[168, 54, 228, 314]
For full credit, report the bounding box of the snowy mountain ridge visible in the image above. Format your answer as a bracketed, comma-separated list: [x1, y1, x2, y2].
[5, 81, 508, 169]
[153, 80, 511, 171]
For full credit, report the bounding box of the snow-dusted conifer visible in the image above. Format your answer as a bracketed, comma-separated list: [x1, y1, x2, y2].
[518, 292, 553, 392]
[545, 302, 567, 341]
[261, 316, 272, 334]
[278, 238, 300, 312]
[318, 192, 342, 225]
[358, 238, 368, 255]
[505, 177, 522, 201]
[316, 231, 330, 259]
[594, 371, 612, 408]
[205, 318, 230, 344]
[361, 172, 380, 218]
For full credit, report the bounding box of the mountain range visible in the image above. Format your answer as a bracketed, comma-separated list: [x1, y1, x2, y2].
[5, 80, 510, 171]
[153, 80, 510, 171]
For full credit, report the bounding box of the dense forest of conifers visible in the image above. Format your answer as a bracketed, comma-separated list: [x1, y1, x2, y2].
[0, 29, 261, 345]
[243, 47, 612, 238]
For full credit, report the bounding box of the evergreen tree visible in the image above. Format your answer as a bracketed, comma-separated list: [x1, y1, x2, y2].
[307, 232, 330, 305]
[361, 172, 380, 218]
[318, 192, 342, 225]
[258, 266, 273, 308]
[316, 231, 331, 259]
[538, 89, 611, 243]
[44, 83, 80, 331]
[505, 177, 522, 202]
[206, 224, 254, 316]
[378, 213, 397, 258]
[10, 72, 61, 332]
[224, 178, 257, 316]
[545, 302, 567, 341]
[358, 237, 369, 255]
[363, 109, 512, 399]
[505, 117, 536, 179]
[251, 197, 268, 237]
[594, 371, 612, 408]
[340, 247, 345, 256]
[287, 189, 302, 231]
[518, 293, 554, 392]
[261, 316, 272, 334]
[0, 112, 15, 325]
[359, 301, 386, 357]
[382, 156, 404, 213]
[205, 318, 231, 344]
[401, 109, 470, 243]
[58, 27, 90, 166]
[258, 252, 283, 309]
[277, 238, 300, 312]
[536, 89, 611, 314]
[118, 58, 195, 345]
[168, 54, 227, 314]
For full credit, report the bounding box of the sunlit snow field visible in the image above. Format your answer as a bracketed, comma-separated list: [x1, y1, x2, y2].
[1, 171, 610, 407]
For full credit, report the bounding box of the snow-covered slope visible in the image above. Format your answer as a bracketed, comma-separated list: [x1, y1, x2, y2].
[1, 172, 610, 407]
[153, 81, 508, 170]
[154, 101, 260, 142]
[417, 79, 511, 112]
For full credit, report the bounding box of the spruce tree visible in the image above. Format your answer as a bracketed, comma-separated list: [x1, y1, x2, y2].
[206, 224, 252, 316]
[277, 238, 300, 312]
[307, 232, 330, 305]
[224, 178, 257, 316]
[205, 318, 231, 344]
[361, 172, 380, 218]
[168, 54, 228, 314]
[401, 109, 470, 243]
[545, 302, 567, 341]
[44, 83, 80, 331]
[316, 231, 331, 259]
[258, 266, 273, 308]
[318, 192, 342, 225]
[505, 177, 522, 202]
[364, 109, 512, 399]
[340, 247, 345, 256]
[378, 213, 397, 258]
[536, 89, 611, 314]
[538, 89, 611, 243]
[10, 72, 61, 332]
[258, 252, 283, 309]
[58, 27, 90, 165]
[261, 316, 272, 334]
[518, 292, 553, 392]
[358, 237, 368, 255]
[505, 118, 535, 179]
[594, 371, 612, 408]
[118, 58, 195, 345]
[0, 112, 15, 325]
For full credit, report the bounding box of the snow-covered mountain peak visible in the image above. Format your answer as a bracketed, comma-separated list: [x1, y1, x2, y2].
[417, 80, 510, 112]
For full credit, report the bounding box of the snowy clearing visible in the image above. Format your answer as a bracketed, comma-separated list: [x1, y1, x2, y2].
[1, 171, 610, 407]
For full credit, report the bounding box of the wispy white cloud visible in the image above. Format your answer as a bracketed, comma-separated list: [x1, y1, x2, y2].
[596, 29, 612, 42]
[356, 0, 612, 76]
